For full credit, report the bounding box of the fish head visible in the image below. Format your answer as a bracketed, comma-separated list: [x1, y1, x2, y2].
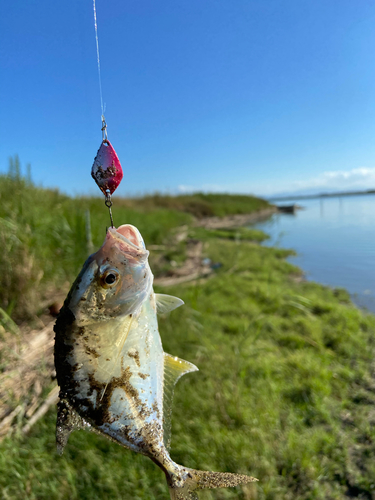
[67, 224, 153, 325]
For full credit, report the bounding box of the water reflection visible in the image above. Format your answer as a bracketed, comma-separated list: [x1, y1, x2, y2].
[255, 194, 375, 314]
[320, 198, 324, 217]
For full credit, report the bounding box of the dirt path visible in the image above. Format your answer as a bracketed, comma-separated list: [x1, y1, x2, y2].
[155, 207, 276, 287]
[155, 239, 212, 287]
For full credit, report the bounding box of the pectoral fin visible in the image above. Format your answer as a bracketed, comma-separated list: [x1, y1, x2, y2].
[155, 294, 184, 314]
[163, 353, 198, 450]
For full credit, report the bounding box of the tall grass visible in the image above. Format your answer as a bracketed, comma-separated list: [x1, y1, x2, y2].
[0, 159, 191, 320]
[0, 157, 270, 322]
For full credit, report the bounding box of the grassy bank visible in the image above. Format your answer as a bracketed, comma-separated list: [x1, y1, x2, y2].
[0, 160, 269, 322]
[1, 231, 375, 499]
[1, 163, 375, 499]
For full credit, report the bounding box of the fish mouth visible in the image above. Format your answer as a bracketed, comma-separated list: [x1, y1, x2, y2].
[107, 224, 148, 256]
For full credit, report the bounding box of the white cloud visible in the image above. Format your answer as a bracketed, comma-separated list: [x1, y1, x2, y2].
[289, 167, 375, 192]
[178, 167, 375, 197]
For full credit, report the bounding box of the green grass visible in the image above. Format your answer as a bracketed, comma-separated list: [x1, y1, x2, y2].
[0, 159, 269, 322]
[191, 226, 269, 243]
[2, 227, 375, 498]
[138, 193, 271, 218]
[1, 159, 375, 499]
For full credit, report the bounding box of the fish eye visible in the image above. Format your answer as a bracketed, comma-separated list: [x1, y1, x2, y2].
[101, 269, 120, 288]
[105, 273, 117, 284]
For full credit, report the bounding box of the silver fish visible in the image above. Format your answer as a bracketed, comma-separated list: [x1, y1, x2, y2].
[54, 224, 256, 499]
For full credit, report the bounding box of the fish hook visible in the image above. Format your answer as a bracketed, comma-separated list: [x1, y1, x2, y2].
[105, 189, 114, 228]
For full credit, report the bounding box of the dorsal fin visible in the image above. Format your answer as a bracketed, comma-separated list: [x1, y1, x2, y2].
[155, 294, 184, 314]
[163, 353, 198, 451]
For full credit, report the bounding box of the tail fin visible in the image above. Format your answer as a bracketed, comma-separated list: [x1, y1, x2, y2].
[167, 466, 257, 500]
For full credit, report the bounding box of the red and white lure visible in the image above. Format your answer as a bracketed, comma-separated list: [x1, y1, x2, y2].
[92, 136, 123, 196]
[91, 117, 123, 226]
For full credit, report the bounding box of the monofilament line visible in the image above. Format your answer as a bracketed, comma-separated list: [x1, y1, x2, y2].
[93, 0, 104, 118]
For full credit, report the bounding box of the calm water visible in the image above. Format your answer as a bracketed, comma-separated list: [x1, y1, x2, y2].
[254, 194, 375, 313]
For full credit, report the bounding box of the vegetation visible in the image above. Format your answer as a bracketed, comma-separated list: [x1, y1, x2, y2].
[0, 158, 269, 322]
[138, 193, 271, 218]
[191, 226, 269, 243]
[1, 158, 375, 499]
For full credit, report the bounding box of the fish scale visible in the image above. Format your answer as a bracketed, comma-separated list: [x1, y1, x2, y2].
[54, 223, 257, 499]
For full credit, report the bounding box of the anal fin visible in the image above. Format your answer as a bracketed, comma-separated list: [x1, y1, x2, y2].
[56, 396, 90, 455]
[163, 353, 198, 450]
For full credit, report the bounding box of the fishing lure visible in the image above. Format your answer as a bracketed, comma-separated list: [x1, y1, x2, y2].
[91, 117, 123, 226]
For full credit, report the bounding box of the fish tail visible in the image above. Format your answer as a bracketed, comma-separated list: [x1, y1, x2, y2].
[166, 464, 257, 500]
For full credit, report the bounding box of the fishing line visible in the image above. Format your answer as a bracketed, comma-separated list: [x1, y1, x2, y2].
[91, 0, 123, 228]
[93, 0, 105, 120]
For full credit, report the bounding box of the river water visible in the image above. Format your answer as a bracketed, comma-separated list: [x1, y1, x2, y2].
[254, 194, 375, 313]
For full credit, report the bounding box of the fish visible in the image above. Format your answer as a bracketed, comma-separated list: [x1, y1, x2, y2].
[54, 224, 257, 499]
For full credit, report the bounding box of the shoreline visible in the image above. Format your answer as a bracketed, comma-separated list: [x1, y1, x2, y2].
[194, 206, 277, 229]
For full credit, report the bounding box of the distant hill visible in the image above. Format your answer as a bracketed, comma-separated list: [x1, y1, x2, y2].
[267, 188, 375, 202]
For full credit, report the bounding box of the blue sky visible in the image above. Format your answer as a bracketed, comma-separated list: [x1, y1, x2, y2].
[2, 0, 375, 198]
